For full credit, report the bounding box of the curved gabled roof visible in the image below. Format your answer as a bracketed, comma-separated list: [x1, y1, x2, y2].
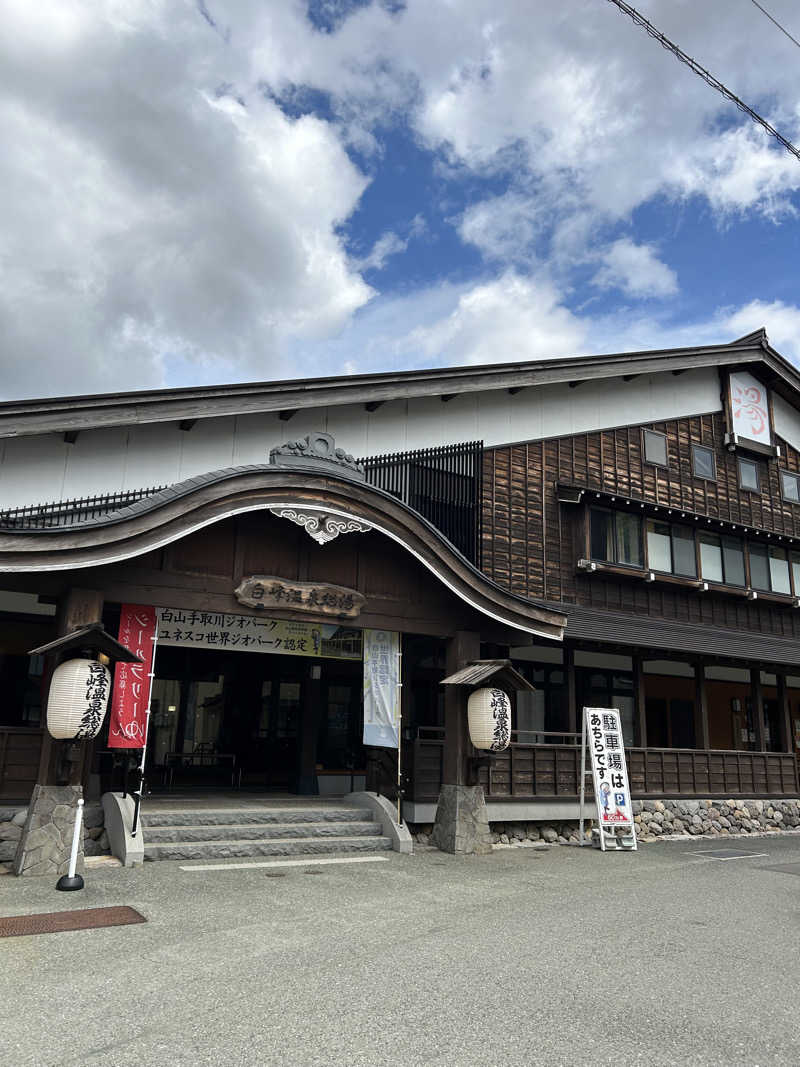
[0, 461, 566, 641]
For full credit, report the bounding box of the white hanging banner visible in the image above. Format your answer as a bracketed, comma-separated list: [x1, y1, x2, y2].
[729, 371, 772, 447]
[363, 629, 400, 748]
[585, 707, 634, 831]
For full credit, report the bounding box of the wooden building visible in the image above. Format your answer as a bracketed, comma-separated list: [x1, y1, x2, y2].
[1, 327, 799, 830]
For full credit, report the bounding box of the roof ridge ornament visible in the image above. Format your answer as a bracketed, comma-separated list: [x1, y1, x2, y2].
[269, 431, 365, 481]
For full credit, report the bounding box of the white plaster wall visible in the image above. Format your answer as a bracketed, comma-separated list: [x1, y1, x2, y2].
[772, 393, 800, 453]
[0, 367, 723, 509]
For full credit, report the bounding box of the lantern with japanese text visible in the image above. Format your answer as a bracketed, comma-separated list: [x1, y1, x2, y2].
[46, 657, 112, 740]
[467, 687, 511, 752]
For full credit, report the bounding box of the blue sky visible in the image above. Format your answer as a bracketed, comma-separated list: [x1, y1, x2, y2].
[1, 0, 800, 399]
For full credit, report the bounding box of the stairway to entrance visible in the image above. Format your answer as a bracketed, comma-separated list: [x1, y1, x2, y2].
[139, 795, 393, 862]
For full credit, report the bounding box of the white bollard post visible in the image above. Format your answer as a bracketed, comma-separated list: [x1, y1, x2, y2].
[56, 797, 85, 892]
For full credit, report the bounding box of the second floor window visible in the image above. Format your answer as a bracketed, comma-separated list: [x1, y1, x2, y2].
[750, 544, 792, 595]
[588, 507, 797, 595]
[698, 532, 745, 586]
[781, 470, 800, 503]
[643, 429, 668, 467]
[692, 444, 716, 480]
[646, 520, 697, 577]
[738, 457, 760, 492]
[590, 508, 642, 567]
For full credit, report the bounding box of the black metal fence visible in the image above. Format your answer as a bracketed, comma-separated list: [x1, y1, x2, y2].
[0, 486, 167, 530]
[361, 440, 483, 565]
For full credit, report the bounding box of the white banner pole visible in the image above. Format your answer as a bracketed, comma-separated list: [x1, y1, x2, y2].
[131, 623, 159, 839]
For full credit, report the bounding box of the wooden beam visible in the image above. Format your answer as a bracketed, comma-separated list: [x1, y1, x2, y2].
[278, 409, 298, 421]
[694, 662, 710, 750]
[565, 644, 577, 735]
[776, 672, 793, 754]
[178, 419, 197, 431]
[751, 668, 766, 751]
[633, 655, 647, 748]
[442, 630, 481, 786]
[364, 401, 384, 412]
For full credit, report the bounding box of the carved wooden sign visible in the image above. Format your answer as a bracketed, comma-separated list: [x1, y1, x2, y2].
[234, 575, 366, 619]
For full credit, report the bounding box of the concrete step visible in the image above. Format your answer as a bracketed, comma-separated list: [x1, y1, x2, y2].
[144, 821, 382, 843]
[144, 835, 392, 862]
[141, 807, 372, 828]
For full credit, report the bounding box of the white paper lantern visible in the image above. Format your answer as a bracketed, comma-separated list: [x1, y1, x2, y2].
[468, 687, 511, 752]
[47, 657, 112, 740]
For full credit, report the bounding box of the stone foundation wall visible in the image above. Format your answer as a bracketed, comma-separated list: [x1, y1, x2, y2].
[410, 797, 800, 848]
[632, 797, 800, 840]
[0, 798, 109, 875]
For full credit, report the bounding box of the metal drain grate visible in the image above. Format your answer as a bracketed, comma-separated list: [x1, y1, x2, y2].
[0, 906, 146, 938]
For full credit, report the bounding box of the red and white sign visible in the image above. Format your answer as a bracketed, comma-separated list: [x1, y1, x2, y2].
[730, 371, 771, 447]
[107, 605, 157, 749]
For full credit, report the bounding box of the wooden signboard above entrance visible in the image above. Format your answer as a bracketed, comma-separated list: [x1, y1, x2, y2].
[234, 575, 366, 619]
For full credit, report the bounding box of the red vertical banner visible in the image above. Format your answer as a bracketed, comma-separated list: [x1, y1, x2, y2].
[107, 605, 157, 749]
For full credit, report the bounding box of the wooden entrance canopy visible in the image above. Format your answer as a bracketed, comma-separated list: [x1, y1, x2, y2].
[0, 460, 566, 642]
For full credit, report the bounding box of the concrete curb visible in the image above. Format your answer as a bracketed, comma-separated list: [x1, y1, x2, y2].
[102, 792, 144, 867]
[345, 792, 413, 854]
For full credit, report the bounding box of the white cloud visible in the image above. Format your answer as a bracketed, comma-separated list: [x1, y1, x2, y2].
[593, 239, 678, 298]
[351, 215, 426, 272]
[395, 272, 588, 366]
[458, 193, 545, 266]
[2, 0, 800, 398]
[0, 1, 372, 399]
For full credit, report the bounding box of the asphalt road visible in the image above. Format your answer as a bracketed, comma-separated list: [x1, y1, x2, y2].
[2, 835, 799, 1067]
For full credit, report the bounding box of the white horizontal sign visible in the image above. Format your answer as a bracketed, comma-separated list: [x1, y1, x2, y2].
[155, 607, 361, 659]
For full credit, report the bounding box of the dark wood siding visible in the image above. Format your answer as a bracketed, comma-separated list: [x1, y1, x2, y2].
[482, 410, 800, 637]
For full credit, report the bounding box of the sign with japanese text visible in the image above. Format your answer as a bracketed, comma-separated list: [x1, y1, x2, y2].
[107, 604, 157, 749]
[585, 707, 634, 829]
[363, 629, 400, 748]
[729, 371, 772, 447]
[155, 607, 361, 660]
[234, 575, 365, 618]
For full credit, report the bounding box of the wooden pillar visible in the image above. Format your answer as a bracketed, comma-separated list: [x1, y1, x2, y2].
[751, 668, 766, 752]
[565, 644, 577, 736]
[776, 673, 793, 754]
[442, 630, 480, 786]
[693, 662, 710, 751]
[37, 588, 105, 787]
[633, 655, 647, 749]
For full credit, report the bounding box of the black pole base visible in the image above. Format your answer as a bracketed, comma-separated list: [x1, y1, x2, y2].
[56, 874, 85, 892]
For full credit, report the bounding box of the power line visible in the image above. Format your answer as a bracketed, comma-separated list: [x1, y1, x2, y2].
[605, 0, 800, 163]
[749, 0, 800, 53]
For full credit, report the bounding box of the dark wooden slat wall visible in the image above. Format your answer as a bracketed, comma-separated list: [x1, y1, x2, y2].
[411, 739, 798, 802]
[482, 411, 800, 638]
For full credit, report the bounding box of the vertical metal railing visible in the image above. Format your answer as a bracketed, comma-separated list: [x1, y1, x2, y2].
[0, 486, 167, 529]
[361, 441, 483, 565]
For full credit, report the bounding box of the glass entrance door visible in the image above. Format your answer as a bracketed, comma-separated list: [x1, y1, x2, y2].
[255, 678, 301, 789]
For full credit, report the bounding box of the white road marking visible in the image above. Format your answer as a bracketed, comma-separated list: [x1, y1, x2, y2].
[179, 855, 391, 872]
[683, 849, 768, 861]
